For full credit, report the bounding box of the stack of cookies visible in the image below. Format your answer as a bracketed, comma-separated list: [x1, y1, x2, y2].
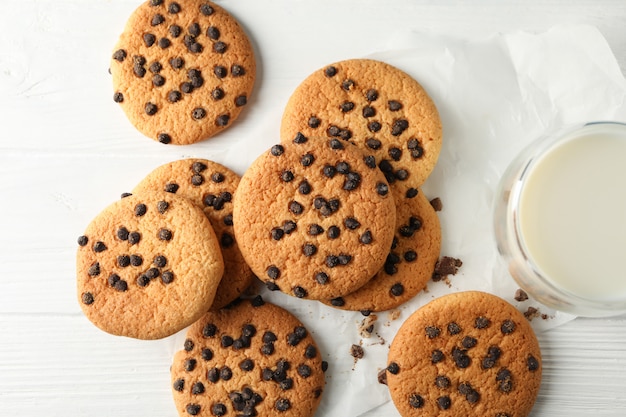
[234, 59, 444, 314]
[75, 1, 542, 416]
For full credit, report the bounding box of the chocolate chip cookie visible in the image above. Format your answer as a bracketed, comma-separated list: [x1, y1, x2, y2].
[281, 59, 442, 194]
[111, 0, 256, 144]
[233, 137, 396, 300]
[133, 158, 254, 309]
[386, 291, 542, 417]
[171, 296, 326, 417]
[76, 191, 224, 339]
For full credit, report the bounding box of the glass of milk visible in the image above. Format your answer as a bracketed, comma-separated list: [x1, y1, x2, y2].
[494, 121, 626, 317]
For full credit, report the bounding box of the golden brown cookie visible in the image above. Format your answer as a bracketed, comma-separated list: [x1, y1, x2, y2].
[386, 291, 542, 417]
[76, 191, 224, 339]
[111, 0, 256, 145]
[171, 296, 326, 417]
[133, 158, 254, 310]
[281, 59, 442, 194]
[233, 137, 396, 300]
[323, 187, 441, 312]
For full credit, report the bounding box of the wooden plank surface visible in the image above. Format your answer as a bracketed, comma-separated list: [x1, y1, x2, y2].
[1, 1, 626, 416]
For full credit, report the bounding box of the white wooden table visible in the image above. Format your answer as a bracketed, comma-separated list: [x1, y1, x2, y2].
[2, 1, 626, 416]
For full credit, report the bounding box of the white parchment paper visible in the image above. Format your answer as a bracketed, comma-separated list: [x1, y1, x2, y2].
[169, 25, 626, 417]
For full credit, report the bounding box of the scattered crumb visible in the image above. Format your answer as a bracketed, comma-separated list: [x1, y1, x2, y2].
[387, 309, 401, 321]
[377, 368, 388, 385]
[358, 314, 378, 339]
[524, 306, 540, 321]
[514, 288, 529, 302]
[350, 344, 364, 359]
[541, 313, 549, 320]
[432, 256, 463, 282]
[429, 197, 443, 211]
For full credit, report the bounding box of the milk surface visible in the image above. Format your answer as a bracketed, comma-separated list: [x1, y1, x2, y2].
[518, 129, 626, 301]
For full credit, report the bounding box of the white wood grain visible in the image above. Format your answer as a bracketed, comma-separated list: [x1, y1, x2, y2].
[2, 1, 626, 416]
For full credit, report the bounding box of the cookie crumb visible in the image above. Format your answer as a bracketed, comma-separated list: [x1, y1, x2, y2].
[387, 309, 401, 321]
[514, 288, 529, 302]
[358, 314, 378, 338]
[350, 344, 364, 359]
[432, 256, 462, 282]
[524, 306, 540, 321]
[377, 368, 388, 385]
[429, 197, 443, 211]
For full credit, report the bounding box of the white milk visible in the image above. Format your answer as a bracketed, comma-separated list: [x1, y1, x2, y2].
[518, 130, 626, 301]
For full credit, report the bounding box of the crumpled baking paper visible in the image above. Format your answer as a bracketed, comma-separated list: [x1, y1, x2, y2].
[173, 25, 626, 417]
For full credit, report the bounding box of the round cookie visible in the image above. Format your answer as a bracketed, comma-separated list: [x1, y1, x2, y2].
[133, 158, 254, 310]
[76, 191, 224, 339]
[280, 59, 442, 194]
[386, 291, 542, 417]
[171, 296, 326, 417]
[111, 0, 256, 145]
[233, 137, 396, 300]
[323, 187, 441, 312]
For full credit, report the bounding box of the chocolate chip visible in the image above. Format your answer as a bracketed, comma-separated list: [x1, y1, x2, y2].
[250, 295, 264, 307]
[186, 404, 201, 416]
[406, 188, 419, 198]
[293, 286, 308, 298]
[221, 335, 234, 348]
[359, 230, 373, 245]
[326, 225, 340, 240]
[308, 271, 327, 286]
[197, 347, 212, 361]
[235, 95, 247, 107]
[392, 119, 409, 136]
[161, 270, 174, 284]
[324, 66, 337, 77]
[192, 107, 206, 120]
[158, 37, 171, 48]
[296, 364, 312, 378]
[402, 250, 417, 262]
[164, 90, 181, 104]
[167, 2, 180, 13]
[151, 14, 165, 26]
[475, 316, 491, 329]
[452, 347, 471, 368]
[390, 283, 404, 296]
[209, 87, 224, 100]
[107, 273, 120, 287]
[150, 0, 163, 5]
[188, 22, 201, 37]
[151, 74, 165, 87]
[271, 228, 285, 241]
[168, 24, 182, 37]
[322, 164, 336, 178]
[136, 274, 150, 287]
[340, 101, 355, 112]
[239, 358, 254, 372]
[143, 33, 156, 47]
[375, 182, 389, 196]
[300, 153, 315, 167]
[158, 228, 172, 241]
[362, 106, 376, 118]
[92, 241, 107, 253]
[81, 292, 94, 305]
[462, 336, 478, 348]
[112, 49, 127, 62]
[344, 217, 360, 230]
[210, 404, 225, 416]
[388, 148, 402, 162]
[173, 378, 184, 391]
[368, 121, 382, 132]
[435, 375, 451, 389]
[115, 255, 129, 268]
[365, 138, 381, 149]
[275, 398, 291, 412]
[527, 354, 539, 371]
[189, 42, 203, 53]
[205, 25, 220, 40]
[330, 297, 345, 307]
[77, 235, 89, 246]
[496, 368, 513, 392]
[191, 382, 204, 395]
[220, 233, 234, 248]
[145, 102, 157, 115]
[395, 169, 409, 181]
[387, 362, 400, 375]
[207, 367, 219, 383]
[342, 79, 355, 90]
[184, 358, 197, 372]
[213, 41, 227, 53]
[289, 201, 303, 215]
[387, 100, 402, 111]
[362, 88, 379, 101]
[216, 114, 230, 126]
[203, 323, 218, 338]
[436, 396, 451, 410]
[180, 82, 194, 94]
[431, 350, 444, 363]
[302, 243, 317, 257]
[267, 265, 280, 280]
[329, 138, 344, 150]
[408, 393, 424, 408]
[501, 319, 516, 334]
[231, 64, 245, 76]
[200, 3, 214, 15]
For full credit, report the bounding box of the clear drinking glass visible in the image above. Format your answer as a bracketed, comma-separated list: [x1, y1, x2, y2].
[494, 121, 626, 317]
